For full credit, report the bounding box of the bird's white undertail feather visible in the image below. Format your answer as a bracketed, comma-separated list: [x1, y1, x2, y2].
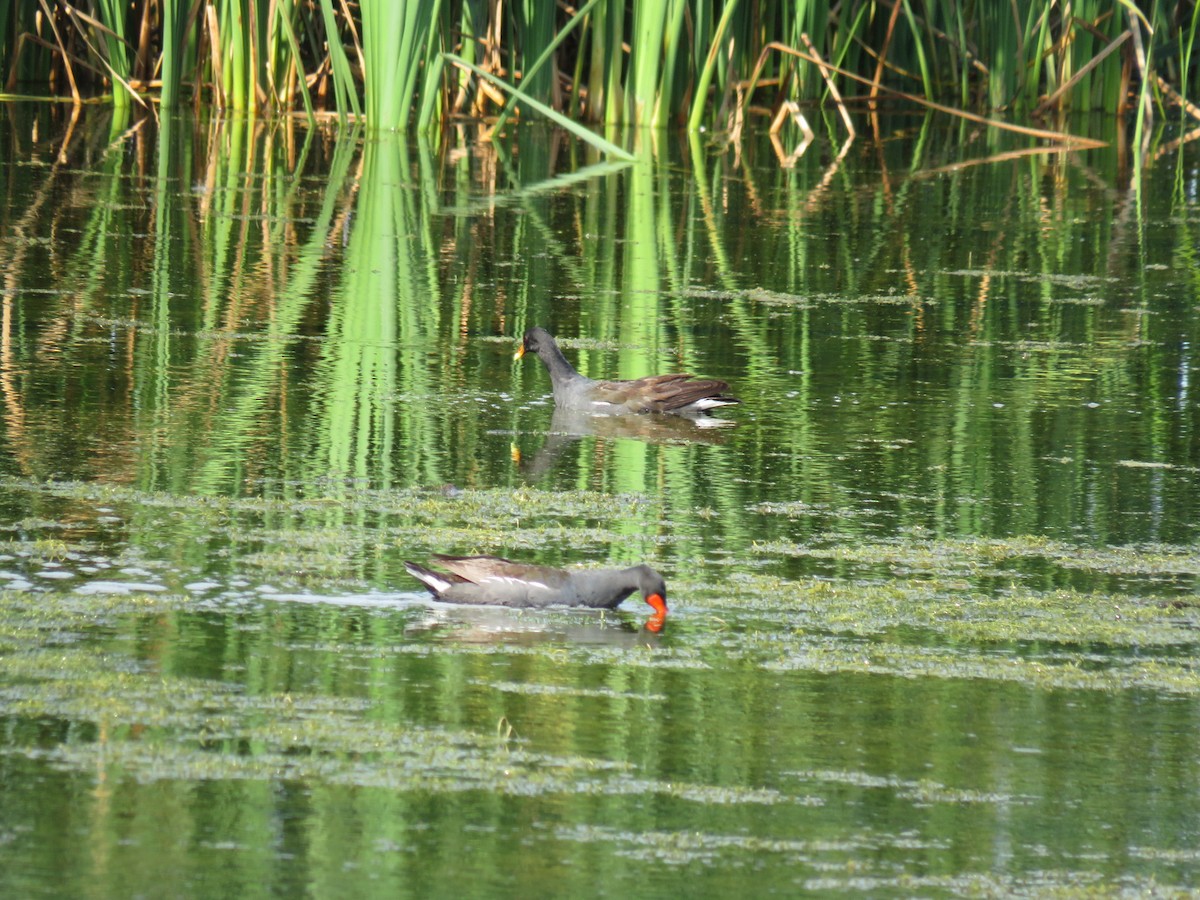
[691, 397, 737, 410]
[404, 563, 453, 593]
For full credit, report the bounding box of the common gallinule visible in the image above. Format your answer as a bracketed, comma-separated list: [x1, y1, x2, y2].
[515, 326, 738, 416]
[404, 554, 668, 616]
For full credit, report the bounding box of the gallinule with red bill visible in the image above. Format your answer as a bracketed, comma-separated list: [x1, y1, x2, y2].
[515, 326, 738, 417]
[405, 554, 668, 619]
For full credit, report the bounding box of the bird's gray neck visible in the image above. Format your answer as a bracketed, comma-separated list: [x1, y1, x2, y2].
[538, 342, 589, 397]
[572, 569, 638, 608]
[541, 341, 578, 377]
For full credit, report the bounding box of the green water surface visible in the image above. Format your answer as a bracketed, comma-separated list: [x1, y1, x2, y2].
[0, 106, 1198, 897]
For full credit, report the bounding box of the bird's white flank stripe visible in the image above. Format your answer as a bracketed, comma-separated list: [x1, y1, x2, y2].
[482, 576, 551, 590]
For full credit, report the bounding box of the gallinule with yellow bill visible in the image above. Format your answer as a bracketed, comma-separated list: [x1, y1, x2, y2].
[515, 326, 738, 417]
[405, 554, 668, 625]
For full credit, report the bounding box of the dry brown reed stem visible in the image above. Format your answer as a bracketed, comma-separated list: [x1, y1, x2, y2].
[8, 32, 105, 86]
[913, 144, 1092, 178]
[206, 4, 223, 107]
[746, 43, 1107, 148]
[36, 0, 81, 103]
[1126, 9, 1153, 130]
[338, 0, 366, 77]
[871, 0, 903, 109]
[769, 101, 814, 167]
[1034, 31, 1130, 117]
[800, 33, 854, 137]
[248, 1, 263, 108]
[62, 4, 148, 108]
[135, 0, 153, 79]
[1155, 125, 1200, 157]
[770, 100, 812, 138]
[1154, 74, 1200, 121]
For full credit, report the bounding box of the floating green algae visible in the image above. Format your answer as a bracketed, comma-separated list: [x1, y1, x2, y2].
[0, 470, 1194, 900]
[742, 532, 1200, 578]
[2, 473, 1197, 698]
[548, 825, 1193, 897]
[552, 822, 945, 867]
[0, 638, 807, 806]
[0, 476, 663, 573]
[0, 476, 653, 523]
[467, 679, 668, 701]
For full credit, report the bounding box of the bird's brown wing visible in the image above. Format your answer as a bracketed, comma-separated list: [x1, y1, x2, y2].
[432, 554, 569, 588]
[592, 374, 734, 413]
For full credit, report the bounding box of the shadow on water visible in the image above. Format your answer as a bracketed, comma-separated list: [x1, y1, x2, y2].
[266, 587, 667, 641]
[404, 604, 668, 644]
[514, 406, 734, 481]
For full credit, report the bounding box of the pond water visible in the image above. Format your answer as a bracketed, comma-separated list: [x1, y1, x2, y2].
[1, 106, 1199, 897]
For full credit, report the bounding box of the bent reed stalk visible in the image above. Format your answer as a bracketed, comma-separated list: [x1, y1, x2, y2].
[2, 1, 1198, 138]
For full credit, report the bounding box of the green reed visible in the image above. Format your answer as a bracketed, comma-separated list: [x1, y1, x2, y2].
[3, 2, 1198, 138]
[159, 0, 189, 109]
[92, 0, 134, 109]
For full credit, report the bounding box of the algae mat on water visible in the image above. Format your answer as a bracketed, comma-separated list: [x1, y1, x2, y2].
[1, 480, 1199, 895]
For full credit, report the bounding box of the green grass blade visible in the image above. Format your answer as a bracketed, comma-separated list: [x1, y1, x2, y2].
[1181, 0, 1200, 105]
[443, 53, 635, 160]
[160, 0, 189, 108]
[687, 0, 740, 132]
[276, 0, 316, 124]
[899, 0, 933, 100]
[317, 0, 362, 119]
[495, 0, 604, 132]
[628, 0, 668, 124]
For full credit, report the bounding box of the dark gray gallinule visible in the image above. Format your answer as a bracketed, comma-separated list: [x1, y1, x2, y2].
[404, 554, 668, 620]
[515, 326, 738, 417]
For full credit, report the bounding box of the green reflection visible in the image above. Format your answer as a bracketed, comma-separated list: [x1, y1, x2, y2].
[0, 106, 1198, 897]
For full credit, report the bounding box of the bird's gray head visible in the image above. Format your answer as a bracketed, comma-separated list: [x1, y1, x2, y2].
[515, 326, 553, 360]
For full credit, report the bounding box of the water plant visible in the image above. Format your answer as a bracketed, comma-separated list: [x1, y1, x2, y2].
[2, 2, 1196, 140]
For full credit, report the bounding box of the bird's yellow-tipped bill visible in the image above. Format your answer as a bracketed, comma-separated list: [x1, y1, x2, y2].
[513, 343, 526, 360]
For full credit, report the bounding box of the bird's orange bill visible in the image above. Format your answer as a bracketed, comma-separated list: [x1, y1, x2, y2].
[646, 592, 667, 616]
[645, 612, 666, 634]
[513, 343, 526, 360]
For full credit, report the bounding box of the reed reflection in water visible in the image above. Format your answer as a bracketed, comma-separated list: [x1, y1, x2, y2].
[0, 105, 1198, 897]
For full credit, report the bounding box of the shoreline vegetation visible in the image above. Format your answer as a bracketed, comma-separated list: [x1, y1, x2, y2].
[0, 1, 1197, 150]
